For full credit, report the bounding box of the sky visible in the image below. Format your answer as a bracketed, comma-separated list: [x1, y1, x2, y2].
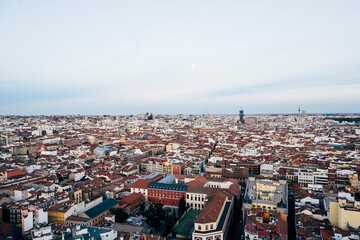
[1, 0, 360, 115]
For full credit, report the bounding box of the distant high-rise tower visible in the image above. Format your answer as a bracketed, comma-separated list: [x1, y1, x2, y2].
[302, 110, 307, 118]
[298, 106, 301, 116]
[239, 108, 244, 123]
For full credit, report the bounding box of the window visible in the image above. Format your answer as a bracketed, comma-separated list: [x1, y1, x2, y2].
[198, 225, 201, 230]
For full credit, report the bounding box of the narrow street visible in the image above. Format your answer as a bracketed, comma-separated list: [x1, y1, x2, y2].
[287, 183, 296, 239]
[228, 192, 244, 240]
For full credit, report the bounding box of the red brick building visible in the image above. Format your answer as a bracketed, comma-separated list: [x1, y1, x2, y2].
[172, 163, 182, 175]
[119, 193, 144, 213]
[172, 162, 188, 175]
[147, 182, 187, 206]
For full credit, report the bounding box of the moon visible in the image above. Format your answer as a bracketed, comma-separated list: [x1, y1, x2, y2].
[191, 64, 196, 68]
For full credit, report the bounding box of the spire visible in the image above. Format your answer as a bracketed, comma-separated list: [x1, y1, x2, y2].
[277, 198, 287, 208]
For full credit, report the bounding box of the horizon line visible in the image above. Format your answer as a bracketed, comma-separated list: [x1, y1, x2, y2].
[1, 112, 360, 117]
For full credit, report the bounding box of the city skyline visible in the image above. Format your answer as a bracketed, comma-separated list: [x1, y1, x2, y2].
[1, 0, 360, 115]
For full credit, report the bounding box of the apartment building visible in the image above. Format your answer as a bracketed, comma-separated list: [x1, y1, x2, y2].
[192, 191, 234, 240]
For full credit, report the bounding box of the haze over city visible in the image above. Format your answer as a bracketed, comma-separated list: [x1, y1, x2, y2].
[1, 0, 360, 115]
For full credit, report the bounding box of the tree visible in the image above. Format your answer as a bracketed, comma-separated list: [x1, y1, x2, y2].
[144, 204, 161, 228]
[110, 208, 128, 223]
[178, 196, 187, 217]
[139, 202, 145, 213]
[144, 203, 165, 228]
[153, 203, 165, 220]
[172, 208, 178, 223]
[164, 211, 175, 235]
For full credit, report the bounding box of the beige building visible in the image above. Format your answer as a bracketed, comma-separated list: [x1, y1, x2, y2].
[162, 162, 173, 174]
[142, 158, 165, 174]
[0, 171, 7, 183]
[243, 175, 288, 214]
[73, 189, 83, 203]
[329, 192, 360, 230]
[349, 174, 360, 191]
[166, 143, 179, 152]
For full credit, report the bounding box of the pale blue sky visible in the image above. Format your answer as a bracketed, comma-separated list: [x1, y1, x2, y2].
[1, 0, 360, 115]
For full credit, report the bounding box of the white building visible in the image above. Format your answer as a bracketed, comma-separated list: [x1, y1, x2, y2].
[26, 164, 42, 174]
[186, 189, 207, 210]
[204, 180, 233, 189]
[63, 225, 118, 240]
[73, 197, 103, 216]
[130, 179, 151, 201]
[298, 170, 314, 186]
[260, 164, 274, 176]
[313, 172, 328, 185]
[23, 211, 34, 232]
[13, 188, 29, 202]
[308, 184, 323, 193]
[69, 170, 85, 182]
[40, 151, 57, 156]
[31, 226, 53, 240]
[300, 196, 320, 205]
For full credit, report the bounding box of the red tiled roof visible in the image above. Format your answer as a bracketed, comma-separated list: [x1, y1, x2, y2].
[195, 191, 229, 224]
[6, 169, 27, 178]
[120, 193, 143, 204]
[66, 216, 90, 222]
[187, 175, 207, 187]
[131, 179, 152, 189]
[320, 229, 334, 240]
